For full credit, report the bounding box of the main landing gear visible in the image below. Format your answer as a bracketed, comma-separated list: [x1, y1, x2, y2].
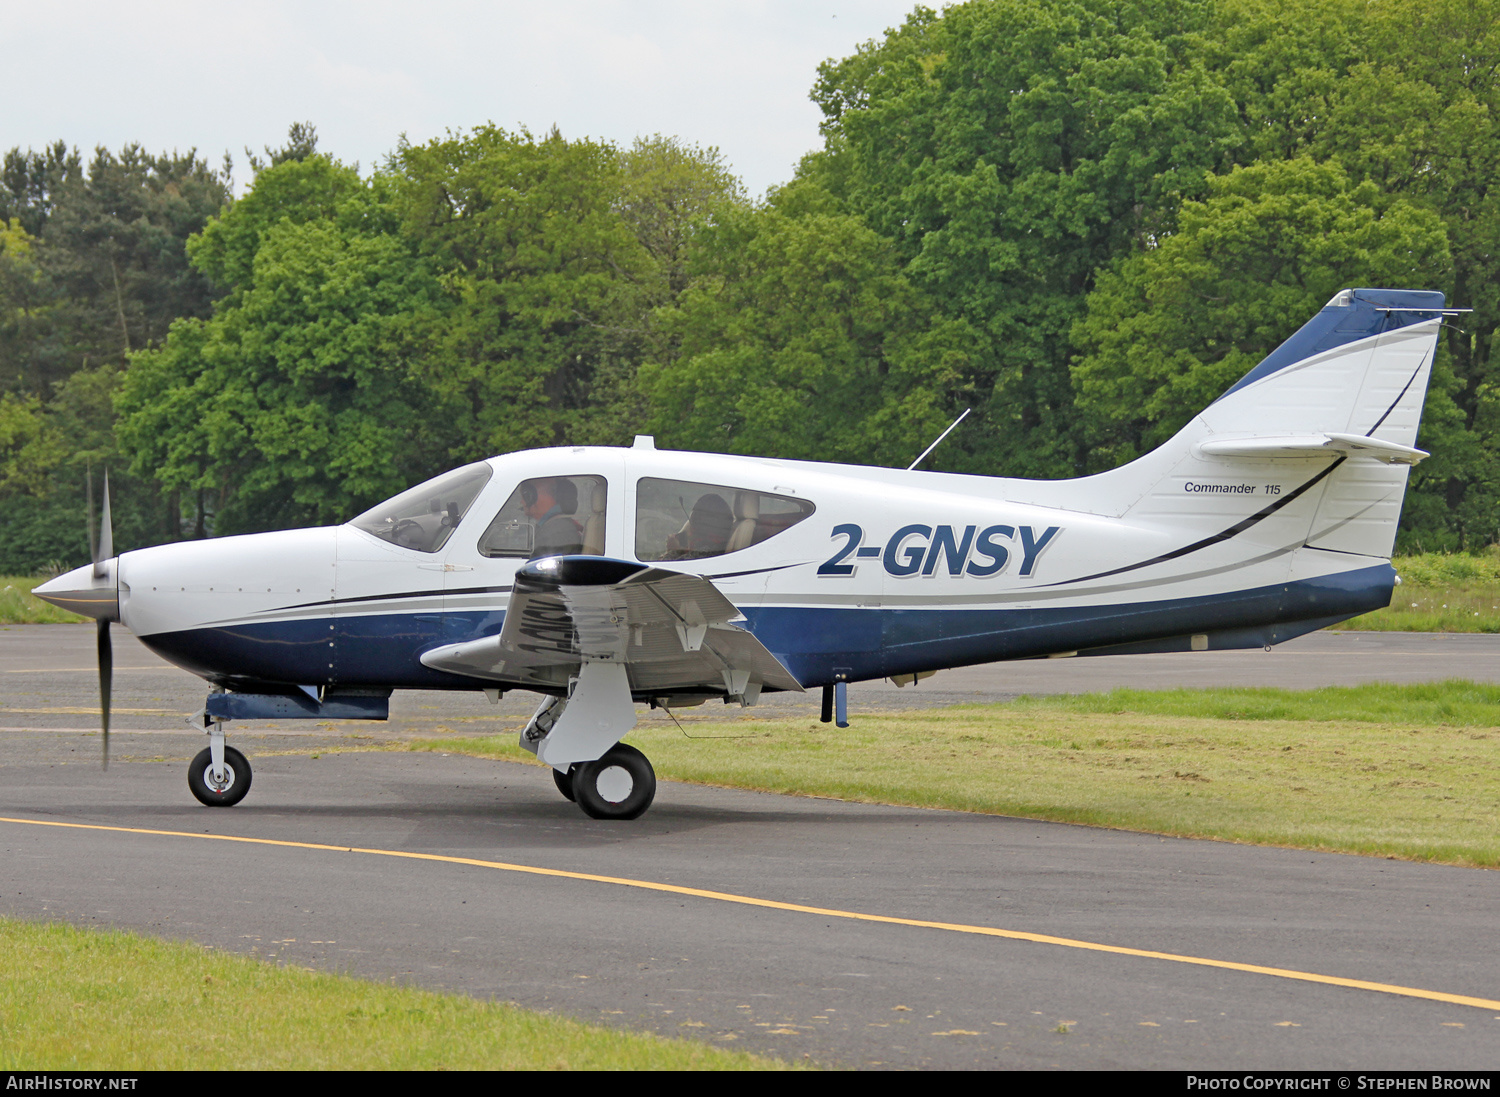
[551, 743, 657, 820]
[522, 663, 656, 819]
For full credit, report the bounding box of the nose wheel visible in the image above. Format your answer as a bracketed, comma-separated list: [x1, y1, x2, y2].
[566, 744, 656, 820]
[188, 745, 252, 807]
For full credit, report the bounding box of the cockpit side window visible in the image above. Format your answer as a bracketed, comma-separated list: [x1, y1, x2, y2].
[635, 478, 814, 562]
[478, 475, 608, 559]
[349, 463, 493, 553]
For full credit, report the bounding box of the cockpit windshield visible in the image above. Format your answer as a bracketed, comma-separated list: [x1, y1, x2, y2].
[349, 463, 493, 553]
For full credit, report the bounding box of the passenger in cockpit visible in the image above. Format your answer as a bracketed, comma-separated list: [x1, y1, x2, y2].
[664, 492, 732, 559]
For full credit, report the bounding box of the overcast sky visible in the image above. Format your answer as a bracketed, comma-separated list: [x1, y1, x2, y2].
[4, 0, 923, 198]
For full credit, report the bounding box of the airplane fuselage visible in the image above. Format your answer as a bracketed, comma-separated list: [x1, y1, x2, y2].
[113, 442, 1394, 697]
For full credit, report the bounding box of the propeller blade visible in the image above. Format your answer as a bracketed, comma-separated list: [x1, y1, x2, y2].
[94, 469, 113, 579]
[86, 468, 97, 567]
[88, 469, 114, 768]
[97, 618, 112, 770]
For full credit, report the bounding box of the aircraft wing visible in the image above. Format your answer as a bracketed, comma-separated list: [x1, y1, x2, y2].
[419, 556, 804, 699]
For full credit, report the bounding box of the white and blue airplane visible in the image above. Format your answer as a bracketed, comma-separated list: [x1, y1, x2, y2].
[36, 288, 1448, 819]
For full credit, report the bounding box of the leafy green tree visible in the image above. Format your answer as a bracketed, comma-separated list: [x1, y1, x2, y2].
[119, 160, 450, 532]
[1205, 0, 1365, 164]
[117, 131, 750, 537]
[0, 141, 82, 238]
[644, 201, 972, 466]
[0, 218, 48, 395]
[0, 363, 169, 573]
[0, 144, 230, 566]
[587, 136, 749, 439]
[808, 0, 1243, 476]
[244, 121, 322, 176]
[0, 391, 60, 496]
[619, 135, 745, 299]
[14, 144, 229, 393]
[1311, 0, 1500, 545]
[190, 147, 366, 302]
[1070, 156, 1483, 548]
[1073, 158, 1452, 461]
[392, 127, 745, 457]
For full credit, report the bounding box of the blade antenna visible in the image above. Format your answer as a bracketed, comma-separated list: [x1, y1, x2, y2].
[907, 408, 971, 471]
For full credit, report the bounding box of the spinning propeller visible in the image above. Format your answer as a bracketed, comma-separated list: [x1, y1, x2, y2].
[88, 471, 113, 769]
[34, 471, 121, 769]
[40, 485, 252, 806]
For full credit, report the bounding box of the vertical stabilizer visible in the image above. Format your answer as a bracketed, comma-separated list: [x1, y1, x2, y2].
[1095, 289, 1444, 563]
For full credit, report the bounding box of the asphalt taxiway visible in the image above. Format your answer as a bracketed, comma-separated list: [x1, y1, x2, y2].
[3, 624, 1498, 1069]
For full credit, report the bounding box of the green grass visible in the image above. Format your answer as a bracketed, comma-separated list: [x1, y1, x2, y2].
[1009, 681, 1500, 725]
[0, 919, 793, 1070]
[0, 576, 85, 624]
[1333, 550, 1500, 632]
[415, 681, 1500, 868]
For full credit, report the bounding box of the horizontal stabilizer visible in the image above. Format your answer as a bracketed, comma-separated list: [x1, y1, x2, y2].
[1196, 432, 1428, 465]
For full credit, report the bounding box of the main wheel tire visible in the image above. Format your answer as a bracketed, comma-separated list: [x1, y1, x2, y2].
[552, 765, 577, 802]
[570, 743, 655, 820]
[188, 746, 252, 807]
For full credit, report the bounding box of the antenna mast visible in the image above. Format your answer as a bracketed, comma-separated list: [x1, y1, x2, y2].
[906, 408, 971, 471]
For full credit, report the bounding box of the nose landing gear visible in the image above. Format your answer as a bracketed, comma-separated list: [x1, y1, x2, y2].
[188, 745, 252, 807]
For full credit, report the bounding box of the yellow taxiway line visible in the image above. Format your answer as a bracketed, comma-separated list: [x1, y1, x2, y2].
[4, 813, 1497, 1014]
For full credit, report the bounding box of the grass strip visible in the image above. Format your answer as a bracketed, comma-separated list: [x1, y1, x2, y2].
[1333, 551, 1500, 632]
[0, 918, 791, 1070]
[413, 681, 1500, 868]
[1008, 681, 1500, 725]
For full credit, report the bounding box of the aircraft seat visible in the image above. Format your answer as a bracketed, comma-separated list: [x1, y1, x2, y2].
[726, 491, 760, 553]
[582, 484, 607, 555]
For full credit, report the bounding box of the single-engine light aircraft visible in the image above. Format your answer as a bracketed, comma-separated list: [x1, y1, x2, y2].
[37, 288, 1449, 819]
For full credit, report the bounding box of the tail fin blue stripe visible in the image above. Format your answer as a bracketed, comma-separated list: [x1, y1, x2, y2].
[1214, 289, 1444, 404]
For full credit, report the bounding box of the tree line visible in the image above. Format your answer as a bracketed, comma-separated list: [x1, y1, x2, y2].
[2, 0, 1496, 572]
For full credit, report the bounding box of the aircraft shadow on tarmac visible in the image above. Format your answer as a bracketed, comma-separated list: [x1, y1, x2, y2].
[44, 771, 921, 848]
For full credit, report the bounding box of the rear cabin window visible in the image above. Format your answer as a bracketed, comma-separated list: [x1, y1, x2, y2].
[477, 475, 608, 559]
[635, 478, 814, 562]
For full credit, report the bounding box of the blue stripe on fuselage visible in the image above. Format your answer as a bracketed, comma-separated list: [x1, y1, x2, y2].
[138, 564, 1394, 693]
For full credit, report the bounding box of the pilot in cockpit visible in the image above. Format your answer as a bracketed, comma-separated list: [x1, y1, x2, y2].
[524, 477, 584, 557]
